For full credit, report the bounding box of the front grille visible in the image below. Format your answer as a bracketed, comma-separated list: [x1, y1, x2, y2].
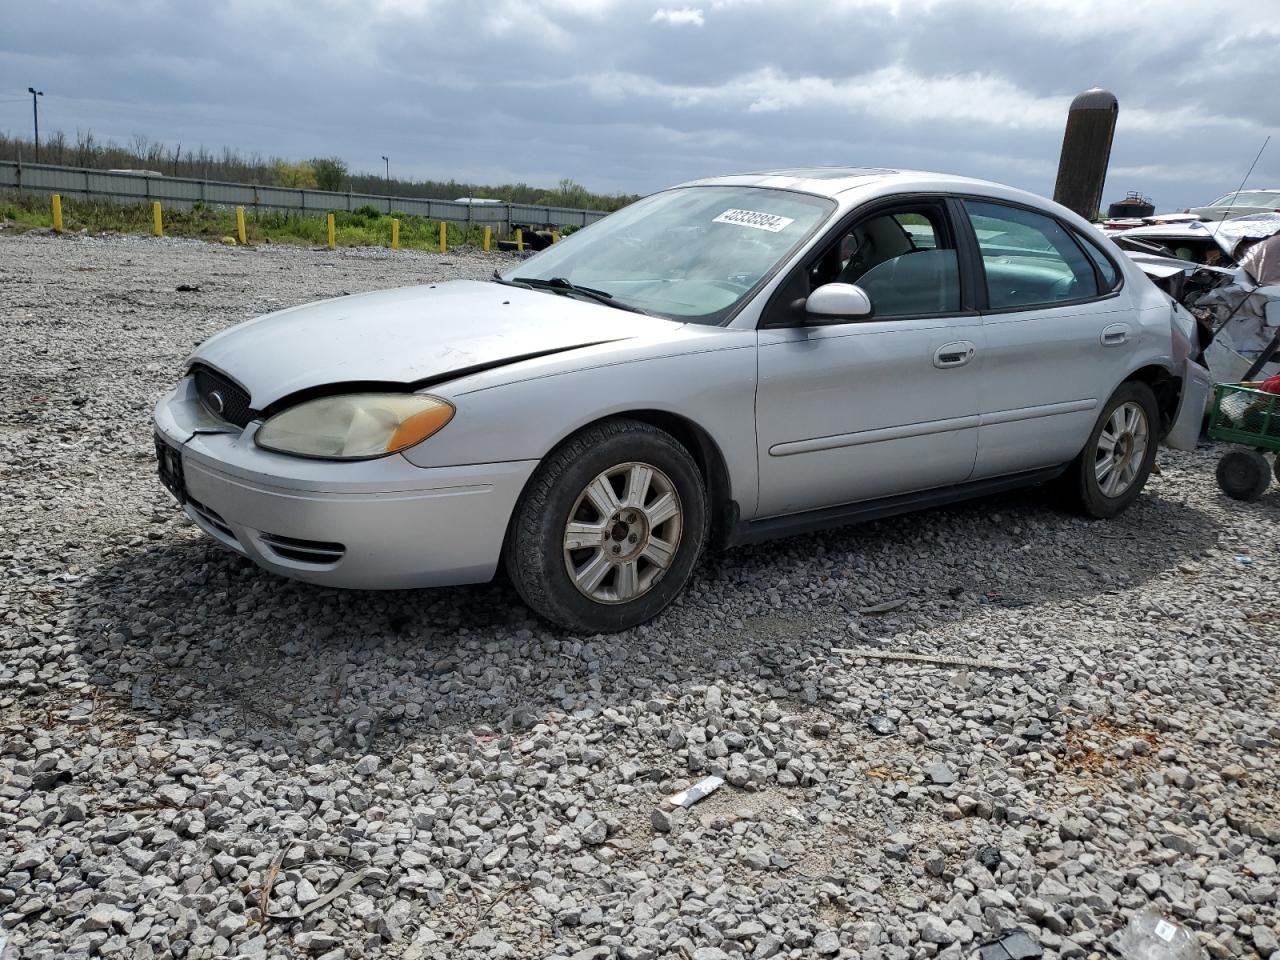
[259, 533, 346, 566]
[193, 365, 254, 427]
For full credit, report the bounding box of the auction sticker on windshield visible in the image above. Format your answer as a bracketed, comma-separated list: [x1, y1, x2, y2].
[713, 209, 796, 232]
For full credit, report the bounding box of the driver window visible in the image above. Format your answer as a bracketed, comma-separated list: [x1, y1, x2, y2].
[807, 206, 961, 318]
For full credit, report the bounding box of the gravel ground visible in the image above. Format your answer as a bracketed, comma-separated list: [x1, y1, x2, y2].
[1, 232, 1278, 960]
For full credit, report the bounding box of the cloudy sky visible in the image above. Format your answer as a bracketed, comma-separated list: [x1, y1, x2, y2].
[3, 0, 1278, 209]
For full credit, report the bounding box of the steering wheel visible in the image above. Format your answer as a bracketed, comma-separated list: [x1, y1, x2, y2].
[708, 278, 750, 294]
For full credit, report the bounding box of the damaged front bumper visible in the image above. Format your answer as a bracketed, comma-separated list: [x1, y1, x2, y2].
[1165, 357, 1212, 451]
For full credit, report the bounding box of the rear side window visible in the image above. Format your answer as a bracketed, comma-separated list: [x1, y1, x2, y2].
[964, 200, 1100, 309]
[1076, 232, 1121, 290]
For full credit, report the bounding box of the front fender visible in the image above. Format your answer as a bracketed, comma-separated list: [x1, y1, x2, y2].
[402, 345, 760, 514]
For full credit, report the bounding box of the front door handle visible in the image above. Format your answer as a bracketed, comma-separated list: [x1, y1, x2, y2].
[934, 340, 976, 369]
[1101, 323, 1130, 347]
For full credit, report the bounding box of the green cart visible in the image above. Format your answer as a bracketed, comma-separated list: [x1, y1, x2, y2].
[1208, 382, 1280, 501]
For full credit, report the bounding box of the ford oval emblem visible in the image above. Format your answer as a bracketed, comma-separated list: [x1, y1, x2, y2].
[208, 389, 225, 415]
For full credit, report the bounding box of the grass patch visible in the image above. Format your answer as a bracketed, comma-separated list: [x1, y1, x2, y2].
[0, 192, 499, 250]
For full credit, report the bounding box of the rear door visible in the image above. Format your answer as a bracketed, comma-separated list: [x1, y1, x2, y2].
[754, 198, 984, 518]
[957, 199, 1133, 478]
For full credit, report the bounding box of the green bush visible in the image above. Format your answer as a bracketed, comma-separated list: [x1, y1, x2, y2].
[311, 157, 347, 192]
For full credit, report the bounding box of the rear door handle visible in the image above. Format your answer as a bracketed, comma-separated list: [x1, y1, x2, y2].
[933, 340, 976, 369]
[1101, 323, 1130, 346]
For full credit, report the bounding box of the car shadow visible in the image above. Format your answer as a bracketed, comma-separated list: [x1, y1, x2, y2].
[58, 485, 1217, 758]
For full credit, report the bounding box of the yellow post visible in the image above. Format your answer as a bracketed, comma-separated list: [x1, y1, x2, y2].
[515, 228, 523, 253]
[551, 230, 560, 243]
[152, 201, 163, 237]
[438, 221, 447, 253]
[51, 194, 63, 233]
[236, 207, 247, 245]
[391, 218, 400, 249]
[483, 226, 491, 252]
[327, 213, 336, 250]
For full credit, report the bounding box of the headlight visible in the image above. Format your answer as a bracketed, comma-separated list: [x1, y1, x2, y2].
[255, 393, 454, 460]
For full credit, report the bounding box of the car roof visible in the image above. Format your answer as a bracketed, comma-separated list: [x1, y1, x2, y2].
[674, 166, 1015, 200]
[672, 166, 1098, 232]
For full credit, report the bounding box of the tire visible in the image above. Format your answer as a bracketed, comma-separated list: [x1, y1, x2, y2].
[505, 418, 709, 633]
[1063, 381, 1160, 518]
[1217, 450, 1271, 501]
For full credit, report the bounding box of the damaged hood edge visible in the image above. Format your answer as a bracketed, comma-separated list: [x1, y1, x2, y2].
[188, 279, 683, 409]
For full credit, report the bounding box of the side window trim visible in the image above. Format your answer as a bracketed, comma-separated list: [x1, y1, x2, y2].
[759, 193, 978, 328]
[1066, 225, 1125, 295]
[956, 194, 1125, 314]
[946, 196, 988, 312]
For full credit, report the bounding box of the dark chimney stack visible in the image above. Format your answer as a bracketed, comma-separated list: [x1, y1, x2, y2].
[1053, 87, 1118, 220]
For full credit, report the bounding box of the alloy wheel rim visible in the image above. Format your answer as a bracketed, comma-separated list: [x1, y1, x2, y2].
[1095, 401, 1149, 498]
[563, 461, 683, 604]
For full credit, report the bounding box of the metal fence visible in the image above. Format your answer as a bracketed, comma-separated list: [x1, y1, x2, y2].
[0, 160, 612, 231]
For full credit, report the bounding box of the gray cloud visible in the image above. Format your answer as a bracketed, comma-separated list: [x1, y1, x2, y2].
[2, 0, 1277, 209]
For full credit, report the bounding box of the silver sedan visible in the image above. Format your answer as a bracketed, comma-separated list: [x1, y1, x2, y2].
[154, 167, 1210, 632]
[1187, 188, 1280, 221]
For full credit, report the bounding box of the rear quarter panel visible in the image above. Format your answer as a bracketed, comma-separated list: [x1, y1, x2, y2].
[1122, 255, 1180, 375]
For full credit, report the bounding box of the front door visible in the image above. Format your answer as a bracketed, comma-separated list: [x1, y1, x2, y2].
[754, 199, 984, 518]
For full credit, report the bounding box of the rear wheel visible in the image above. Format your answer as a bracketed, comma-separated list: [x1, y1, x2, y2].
[1063, 381, 1159, 518]
[1217, 450, 1271, 501]
[505, 419, 708, 632]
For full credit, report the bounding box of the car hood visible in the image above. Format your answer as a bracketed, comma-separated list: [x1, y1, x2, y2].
[1116, 213, 1280, 258]
[191, 279, 682, 409]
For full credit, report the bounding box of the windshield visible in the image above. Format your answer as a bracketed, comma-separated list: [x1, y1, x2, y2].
[502, 186, 834, 323]
[1209, 190, 1280, 207]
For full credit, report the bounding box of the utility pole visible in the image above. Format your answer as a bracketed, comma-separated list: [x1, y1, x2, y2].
[28, 87, 44, 162]
[381, 155, 390, 185]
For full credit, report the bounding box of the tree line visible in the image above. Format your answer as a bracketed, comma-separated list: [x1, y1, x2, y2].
[0, 131, 640, 212]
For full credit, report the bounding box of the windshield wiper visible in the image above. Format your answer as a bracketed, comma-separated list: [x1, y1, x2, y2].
[511, 276, 654, 315]
[491, 271, 531, 289]
[518, 276, 614, 299]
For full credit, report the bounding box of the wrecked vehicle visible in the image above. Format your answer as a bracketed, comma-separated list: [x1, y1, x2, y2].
[1108, 216, 1235, 266]
[154, 168, 1208, 632]
[1115, 215, 1280, 385]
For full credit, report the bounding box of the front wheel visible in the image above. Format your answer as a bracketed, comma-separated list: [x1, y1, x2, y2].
[505, 419, 708, 632]
[1063, 381, 1160, 518]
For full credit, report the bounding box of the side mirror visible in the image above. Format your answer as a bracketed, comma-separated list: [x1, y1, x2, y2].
[803, 282, 872, 323]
